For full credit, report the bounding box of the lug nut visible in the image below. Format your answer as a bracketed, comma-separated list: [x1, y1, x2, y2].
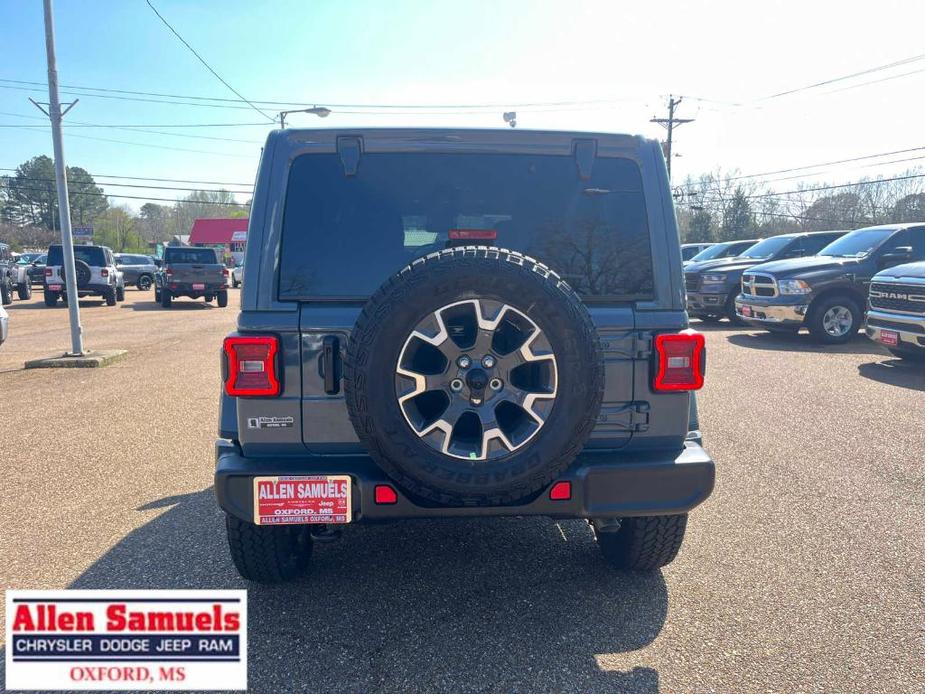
[489, 378, 503, 391]
[450, 378, 464, 392]
[457, 355, 471, 369]
[481, 355, 496, 368]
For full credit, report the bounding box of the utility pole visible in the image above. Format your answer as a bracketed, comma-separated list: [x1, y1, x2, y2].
[650, 95, 694, 181]
[35, 0, 84, 355]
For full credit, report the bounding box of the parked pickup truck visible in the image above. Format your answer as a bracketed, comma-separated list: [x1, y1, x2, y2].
[685, 230, 846, 323]
[155, 246, 229, 308]
[215, 127, 714, 583]
[736, 224, 925, 343]
[864, 260, 925, 361]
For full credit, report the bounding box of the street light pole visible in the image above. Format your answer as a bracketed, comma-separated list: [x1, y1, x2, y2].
[41, 0, 84, 355]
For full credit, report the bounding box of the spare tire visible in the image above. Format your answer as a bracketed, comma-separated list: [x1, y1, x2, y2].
[62, 260, 93, 289]
[344, 247, 604, 505]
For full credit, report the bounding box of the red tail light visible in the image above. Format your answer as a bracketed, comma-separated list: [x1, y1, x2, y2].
[449, 229, 497, 240]
[166, 267, 174, 276]
[223, 335, 280, 397]
[222, 268, 229, 277]
[100, 268, 109, 277]
[653, 330, 705, 391]
[44, 268, 52, 277]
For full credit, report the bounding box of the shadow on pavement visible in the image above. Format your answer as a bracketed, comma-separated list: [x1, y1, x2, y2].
[726, 330, 886, 356]
[125, 301, 216, 311]
[33, 489, 668, 692]
[857, 358, 925, 391]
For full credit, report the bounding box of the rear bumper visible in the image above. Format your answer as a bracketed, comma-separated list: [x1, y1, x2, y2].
[865, 308, 925, 350]
[214, 439, 716, 523]
[164, 282, 226, 296]
[45, 282, 111, 297]
[735, 295, 808, 327]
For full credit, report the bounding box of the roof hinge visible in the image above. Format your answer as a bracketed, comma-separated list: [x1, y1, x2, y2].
[573, 139, 597, 181]
[337, 136, 363, 176]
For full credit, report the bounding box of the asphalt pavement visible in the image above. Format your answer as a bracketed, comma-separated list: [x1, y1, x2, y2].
[0, 288, 922, 693]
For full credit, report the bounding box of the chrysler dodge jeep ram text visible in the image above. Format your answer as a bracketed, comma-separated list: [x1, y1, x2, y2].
[736, 224, 925, 344]
[215, 128, 715, 583]
[685, 230, 846, 323]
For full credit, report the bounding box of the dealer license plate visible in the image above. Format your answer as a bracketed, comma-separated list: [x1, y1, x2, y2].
[879, 329, 899, 347]
[192, 282, 205, 290]
[253, 475, 352, 525]
[48, 284, 62, 291]
[740, 304, 752, 317]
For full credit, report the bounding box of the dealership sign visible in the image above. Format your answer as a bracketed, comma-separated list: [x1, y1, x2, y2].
[72, 226, 93, 238]
[5, 590, 247, 691]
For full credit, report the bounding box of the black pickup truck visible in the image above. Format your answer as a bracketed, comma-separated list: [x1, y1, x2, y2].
[685, 230, 846, 323]
[154, 246, 229, 308]
[735, 223, 925, 343]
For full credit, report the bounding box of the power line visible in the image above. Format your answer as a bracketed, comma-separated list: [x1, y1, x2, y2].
[760, 51, 925, 100]
[7, 126, 256, 157]
[5, 184, 249, 206]
[0, 166, 252, 187]
[2, 173, 251, 194]
[143, 0, 276, 123]
[0, 122, 263, 145]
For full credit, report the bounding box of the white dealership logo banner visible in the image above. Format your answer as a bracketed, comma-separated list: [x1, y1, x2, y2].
[5, 590, 247, 691]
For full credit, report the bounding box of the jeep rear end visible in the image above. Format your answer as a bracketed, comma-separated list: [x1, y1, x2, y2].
[215, 128, 714, 583]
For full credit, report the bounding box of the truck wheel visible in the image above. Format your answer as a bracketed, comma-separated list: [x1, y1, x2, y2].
[225, 514, 312, 583]
[154, 287, 161, 302]
[807, 296, 861, 344]
[217, 290, 228, 308]
[160, 289, 172, 308]
[105, 287, 117, 306]
[595, 515, 688, 570]
[0, 282, 10, 306]
[116, 285, 125, 302]
[345, 246, 604, 505]
[725, 293, 745, 325]
[137, 275, 153, 291]
[17, 282, 32, 301]
[888, 346, 925, 362]
[44, 290, 58, 307]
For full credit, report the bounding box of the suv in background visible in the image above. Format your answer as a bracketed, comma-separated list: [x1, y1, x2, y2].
[736, 224, 925, 343]
[685, 230, 847, 323]
[114, 253, 158, 291]
[1, 242, 32, 304]
[865, 261, 925, 361]
[154, 246, 229, 308]
[17, 252, 47, 285]
[683, 239, 759, 268]
[215, 128, 714, 583]
[43, 244, 125, 307]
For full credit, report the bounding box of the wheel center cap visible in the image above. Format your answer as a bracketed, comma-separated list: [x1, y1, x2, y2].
[466, 368, 489, 392]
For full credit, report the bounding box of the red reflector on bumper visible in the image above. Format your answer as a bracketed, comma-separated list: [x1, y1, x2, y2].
[374, 485, 398, 505]
[549, 481, 572, 500]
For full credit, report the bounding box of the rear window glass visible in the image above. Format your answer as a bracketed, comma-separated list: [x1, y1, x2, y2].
[279, 152, 654, 301]
[164, 248, 218, 264]
[47, 245, 105, 266]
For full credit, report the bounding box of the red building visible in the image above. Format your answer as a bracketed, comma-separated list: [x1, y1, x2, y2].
[188, 218, 249, 266]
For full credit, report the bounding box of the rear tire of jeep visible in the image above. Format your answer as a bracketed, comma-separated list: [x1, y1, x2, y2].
[0, 283, 10, 306]
[160, 290, 172, 308]
[596, 515, 688, 570]
[116, 285, 125, 302]
[225, 514, 313, 583]
[217, 290, 228, 308]
[17, 282, 32, 300]
[807, 296, 861, 345]
[105, 287, 117, 306]
[44, 290, 58, 307]
[344, 246, 604, 505]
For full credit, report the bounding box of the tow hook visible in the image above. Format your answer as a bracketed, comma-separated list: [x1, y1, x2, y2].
[309, 525, 343, 543]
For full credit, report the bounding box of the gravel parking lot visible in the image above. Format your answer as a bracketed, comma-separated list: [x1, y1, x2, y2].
[0, 289, 922, 693]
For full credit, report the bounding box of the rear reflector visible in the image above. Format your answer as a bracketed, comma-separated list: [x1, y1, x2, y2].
[549, 481, 572, 500]
[222, 268, 229, 277]
[449, 229, 497, 240]
[44, 268, 52, 276]
[374, 485, 398, 505]
[653, 329, 705, 391]
[223, 335, 280, 397]
[100, 269, 109, 277]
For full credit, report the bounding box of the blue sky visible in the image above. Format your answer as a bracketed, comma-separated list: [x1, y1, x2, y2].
[2, 0, 924, 210]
